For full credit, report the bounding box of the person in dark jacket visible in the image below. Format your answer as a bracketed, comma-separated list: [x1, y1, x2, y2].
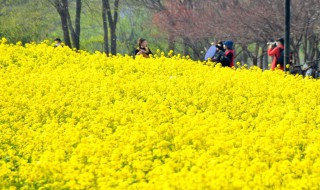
[134, 38, 153, 58]
[213, 44, 229, 66]
[223, 40, 235, 67]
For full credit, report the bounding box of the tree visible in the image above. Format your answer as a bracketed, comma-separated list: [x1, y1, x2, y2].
[290, 0, 320, 64]
[144, 0, 320, 64]
[49, 0, 82, 49]
[138, 0, 176, 52]
[2, 0, 320, 66]
[102, 0, 120, 55]
[102, 0, 109, 54]
[221, 0, 320, 65]
[150, 0, 220, 59]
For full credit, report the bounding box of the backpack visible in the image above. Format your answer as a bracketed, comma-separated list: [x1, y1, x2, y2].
[277, 48, 285, 66]
[215, 51, 230, 66]
[220, 54, 230, 66]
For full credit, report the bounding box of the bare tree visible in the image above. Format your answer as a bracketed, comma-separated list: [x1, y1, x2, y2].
[290, 0, 320, 64]
[139, 0, 176, 52]
[143, 0, 320, 64]
[212, 0, 320, 66]
[147, 0, 221, 59]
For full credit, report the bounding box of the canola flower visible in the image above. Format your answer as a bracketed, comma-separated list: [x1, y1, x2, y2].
[1, 38, 320, 189]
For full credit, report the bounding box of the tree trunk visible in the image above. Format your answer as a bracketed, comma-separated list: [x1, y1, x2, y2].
[258, 46, 263, 68]
[102, 0, 109, 55]
[183, 37, 190, 56]
[51, 0, 81, 49]
[263, 47, 268, 70]
[303, 31, 308, 62]
[62, 0, 81, 50]
[54, 0, 71, 47]
[104, 0, 120, 55]
[110, 26, 117, 55]
[241, 45, 248, 66]
[74, 0, 81, 50]
[168, 31, 175, 51]
[60, 12, 71, 47]
[252, 43, 260, 66]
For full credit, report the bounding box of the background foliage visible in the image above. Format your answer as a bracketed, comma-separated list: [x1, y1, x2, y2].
[1, 0, 320, 66]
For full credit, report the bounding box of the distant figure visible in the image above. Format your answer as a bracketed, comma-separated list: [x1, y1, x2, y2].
[223, 40, 235, 67]
[213, 44, 230, 66]
[134, 38, 152, 58]
[268, 38, 285, 71]
[54, 38, 62, 47]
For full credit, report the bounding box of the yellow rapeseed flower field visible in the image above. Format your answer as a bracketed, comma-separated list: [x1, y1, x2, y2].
[1, 38, 320, 189]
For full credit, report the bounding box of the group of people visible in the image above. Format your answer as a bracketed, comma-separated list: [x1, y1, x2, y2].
[205, 40, 235, 67]
[134, 37, 319, 77]
[134, 37, 236, 68]
[133, 37, 236, 68]
[205, 38, 289, 71]
[55, 36, 288, 72]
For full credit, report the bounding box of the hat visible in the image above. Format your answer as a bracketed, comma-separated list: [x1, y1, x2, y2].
[55, 38, 61, 42]
[276, 38, 284, 44]
[223, 40, 234, 49]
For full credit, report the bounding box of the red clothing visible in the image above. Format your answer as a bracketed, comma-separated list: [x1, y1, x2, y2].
[268, 45, 284, 70]
[225, 50, 235, 67]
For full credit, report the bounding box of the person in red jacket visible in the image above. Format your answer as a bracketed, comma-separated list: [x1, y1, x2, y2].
[268, 38, 285, 70]
[223, 40, 235, 67]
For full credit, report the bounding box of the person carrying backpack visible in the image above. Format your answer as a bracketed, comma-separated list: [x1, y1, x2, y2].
[213, 44, 230, 67]
[268, 38, 285, 71]
[223, 40, 235, 67]
[212, 40, 234, 67]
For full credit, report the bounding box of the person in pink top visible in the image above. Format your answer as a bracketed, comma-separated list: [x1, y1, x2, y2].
[268, 38, 285, 70]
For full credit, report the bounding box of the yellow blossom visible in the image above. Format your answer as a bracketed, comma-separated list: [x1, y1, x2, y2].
[0, 38, 320, 189]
